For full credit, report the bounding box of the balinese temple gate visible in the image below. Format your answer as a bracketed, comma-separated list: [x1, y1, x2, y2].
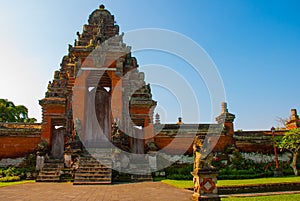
[38, 5, 157, 184]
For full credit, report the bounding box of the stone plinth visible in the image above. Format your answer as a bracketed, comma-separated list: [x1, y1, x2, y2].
[192, 169, 220, 201]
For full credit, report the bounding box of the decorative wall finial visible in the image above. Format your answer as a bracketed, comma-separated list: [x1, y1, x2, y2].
[99, 4, 105, 10]
[155, 113, 160, 124]
[177, 117, 183, 124]
[291, 109, 299, 120]
[221, 102, 228, 114]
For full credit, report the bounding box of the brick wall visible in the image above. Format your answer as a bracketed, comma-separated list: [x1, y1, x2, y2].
[154, 134, 194, 155]
[0, 123, 41, 158]
[153, 123, 234, 155]
[154, 134, 234, 155]
[234, 130, 286, 153]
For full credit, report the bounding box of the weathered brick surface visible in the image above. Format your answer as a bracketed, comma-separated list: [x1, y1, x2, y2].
[0, 136, 40, 158]
[234, 130, 286, 153]
[154, 135, 194, 155]
[154, 134, 234, 155]
[0, 123, 41, 158]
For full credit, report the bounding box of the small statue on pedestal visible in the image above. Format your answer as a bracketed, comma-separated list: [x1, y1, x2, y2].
[191, 135, 220, 201]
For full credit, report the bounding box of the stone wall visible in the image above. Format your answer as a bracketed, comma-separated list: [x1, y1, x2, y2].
[153, 124, 233, 155]
[0, 123, 41, 159]
[234, 130, 286, 153]
[152, 125, 288, 155]
[0, 157, 26, 167]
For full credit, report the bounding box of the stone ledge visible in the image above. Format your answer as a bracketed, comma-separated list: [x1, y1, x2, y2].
[188, 182, 300, 195]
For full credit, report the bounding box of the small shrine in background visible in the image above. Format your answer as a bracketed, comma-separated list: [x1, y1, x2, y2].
[286, 109, 300, 130]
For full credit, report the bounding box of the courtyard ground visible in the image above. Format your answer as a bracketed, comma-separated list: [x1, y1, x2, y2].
[1, 181, 300, 200]
[0, 182, 191, 201]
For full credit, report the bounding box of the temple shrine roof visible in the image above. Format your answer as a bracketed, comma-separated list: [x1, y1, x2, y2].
[88, 5, 113, 26]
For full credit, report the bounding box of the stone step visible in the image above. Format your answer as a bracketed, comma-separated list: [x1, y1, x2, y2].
[42, 167, 59, 172]
[38, 171, 59, 176]
[74, 177, 111, 181]
[36, 162, 63, 182]
[75, 173, 111, 177]
[36, 178, 60, 182]
[43, 164, 63, 168]
[37, 175, 60, 179]
[73, 181, 111, 185]
[81, 156, 112, 160]
[75, 176, 111, 180]
[79, 157, 112, 161]
[73, 154, 112, 185]
[45, 159, 64, 163]
[78, 159, 112, 163]
[42, 162, 64, 168]
[76, 164, 111, 169]
[131, 174, 153, 182]
[36, 174, 60, 182]
[76, 170, 111, 174]
[78, 161, 111, 165]
[77, 163, 111, 166]
[76, 169, 111, 173]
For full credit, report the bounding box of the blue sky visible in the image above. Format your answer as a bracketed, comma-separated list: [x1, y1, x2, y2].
[0, 0, 299, 130]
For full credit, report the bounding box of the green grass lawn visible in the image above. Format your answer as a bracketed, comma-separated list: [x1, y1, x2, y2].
[221, 193, 300, 201]
[0, 180, 35, 187]
[161, 176, 300, 189]
[161, 177, 300, 200]
[218, 176, 300, 187]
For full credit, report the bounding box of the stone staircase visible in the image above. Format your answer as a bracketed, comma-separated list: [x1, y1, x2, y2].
[36, 159, 64, 182]
[73, 149, 112, 185]
[129, 156, 153, 182]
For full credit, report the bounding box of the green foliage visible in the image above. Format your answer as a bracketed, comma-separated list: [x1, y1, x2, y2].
[276, 128, 300, 154]
[0, 180, 34, 187]
[0, 98, 36, 123]
[275, 128, 300, 175]
[211, 149, 295, 179]
[0, 176, 20, 182]
[229, 149, 244, 169]
[157, 148, 297, 181]
[0, 154, 38, 183]
[164, 163, 193, 180]
[0, 167, 31, 181]
[19, 154, 37, 172]
[218, 168, 273, 180]
[4, 167, 17, 176]
[36, 139, 49, 156]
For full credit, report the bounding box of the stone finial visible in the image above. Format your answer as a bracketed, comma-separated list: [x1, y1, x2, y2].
[216, 102, 235, 124]
[177, 117, 183, 125]
[291, 109, 299, 120]
[221, 102, 228, 114]
[155, 113, 160, 124]
[99, 4, 105, 10]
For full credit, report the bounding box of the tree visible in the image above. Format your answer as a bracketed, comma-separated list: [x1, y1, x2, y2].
[275, 116, 288, 129]
[0, 99, 36, 123]
[275, 128, 300, 176]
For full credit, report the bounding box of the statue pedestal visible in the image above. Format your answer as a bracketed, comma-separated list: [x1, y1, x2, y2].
[191, 169, 220, 201]
[273, 168, 283, 177]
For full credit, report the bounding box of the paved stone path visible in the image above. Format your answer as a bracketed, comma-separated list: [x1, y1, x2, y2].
[0, 182, 192, 201]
